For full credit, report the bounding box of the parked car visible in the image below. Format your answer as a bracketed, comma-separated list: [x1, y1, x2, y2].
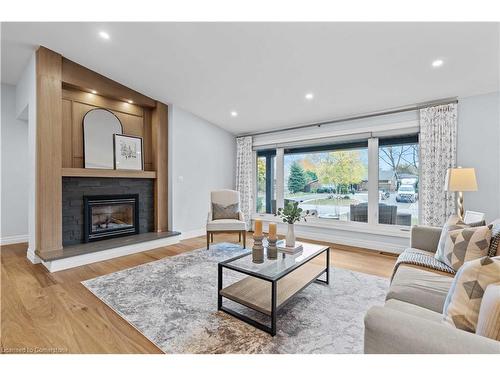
[396, 184, 418, 203]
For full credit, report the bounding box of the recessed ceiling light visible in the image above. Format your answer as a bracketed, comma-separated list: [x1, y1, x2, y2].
[432, 59, 444, 68]
[90, 89, 97, 94]
[230, 111, 238, 117]
[305, 92, 314, 100]
[99, 31, 110, 40]
[127, 99, 134, 104]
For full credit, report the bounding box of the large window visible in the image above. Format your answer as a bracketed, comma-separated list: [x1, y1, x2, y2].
[283, 143, 368, 222]
[255, 134, 419, 228]
[378, 136, 419, 226]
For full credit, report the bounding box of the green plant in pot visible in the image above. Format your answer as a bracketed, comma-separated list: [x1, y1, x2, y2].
[276, 201, 309, 247]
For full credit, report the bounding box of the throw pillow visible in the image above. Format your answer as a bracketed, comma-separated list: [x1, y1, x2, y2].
[443, 256, 500, 333]
[476, 282, 500, 341]
[442, 225, 492, 271]
[435, 215, 486, 264]
[212, 202, 240, 220]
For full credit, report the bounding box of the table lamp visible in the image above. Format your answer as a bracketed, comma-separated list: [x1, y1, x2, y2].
[444, 167, 478, 219]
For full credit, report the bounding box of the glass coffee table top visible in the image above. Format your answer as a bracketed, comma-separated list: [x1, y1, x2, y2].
[221, 241, 328, 281]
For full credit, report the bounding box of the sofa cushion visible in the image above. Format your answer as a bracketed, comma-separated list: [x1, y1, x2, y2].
[435, 214, 486, 264]
[476, 283, 500, 341]
[385, 298, 442, 323]
[364, 304, 500, 354]
[442, 225, 492, 271]
[206, 219, 246, 231]
[387, 265, 454, 313]
[443, 256, 500, 333]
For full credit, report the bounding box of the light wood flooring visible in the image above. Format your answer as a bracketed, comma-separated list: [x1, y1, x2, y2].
[1, 233, 396, 353]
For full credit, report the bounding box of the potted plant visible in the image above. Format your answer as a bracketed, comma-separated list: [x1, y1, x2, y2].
[276, 201, 309, 247]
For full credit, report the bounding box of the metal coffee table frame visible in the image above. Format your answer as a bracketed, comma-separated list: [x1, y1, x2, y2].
[217, 246, 330, 336]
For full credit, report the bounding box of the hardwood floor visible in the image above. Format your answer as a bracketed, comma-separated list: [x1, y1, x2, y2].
[1, 233, 396, 354]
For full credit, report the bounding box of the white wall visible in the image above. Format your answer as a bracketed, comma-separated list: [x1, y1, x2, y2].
[457, 91, 500, 222]
[13, 53, 38, 262]
[1, 84, 29, 244]
[169, 105, 236, 238]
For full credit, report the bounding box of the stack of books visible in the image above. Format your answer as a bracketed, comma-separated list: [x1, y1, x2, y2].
[276, 240, 303, 254]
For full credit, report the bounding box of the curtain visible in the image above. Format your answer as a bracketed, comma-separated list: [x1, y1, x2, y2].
[235, 136, 253, 227]
[419, 103, 457, 226]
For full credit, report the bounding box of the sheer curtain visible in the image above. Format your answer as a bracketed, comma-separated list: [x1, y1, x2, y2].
[235, 136, 253, 227]
[419, 103, 457, 226]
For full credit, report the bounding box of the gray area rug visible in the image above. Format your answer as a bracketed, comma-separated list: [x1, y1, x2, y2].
[82, 243, 389, 353]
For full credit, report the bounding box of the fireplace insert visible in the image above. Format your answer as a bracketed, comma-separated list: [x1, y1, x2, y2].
[83, 194, 139, 242]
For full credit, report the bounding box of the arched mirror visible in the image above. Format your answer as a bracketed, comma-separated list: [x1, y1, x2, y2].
[83, 108, 123, 169]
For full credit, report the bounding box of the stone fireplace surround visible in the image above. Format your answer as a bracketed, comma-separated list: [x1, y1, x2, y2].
[62, 177, 154, 246]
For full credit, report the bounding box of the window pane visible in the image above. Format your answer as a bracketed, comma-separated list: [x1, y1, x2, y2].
[256, 153, 276, 214]
[284, 146, 368, 222]
[378, 141, 419, 226]
[256, 156, 267, 213]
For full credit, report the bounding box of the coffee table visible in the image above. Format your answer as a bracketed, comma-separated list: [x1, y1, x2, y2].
[217, 242, 330, 336]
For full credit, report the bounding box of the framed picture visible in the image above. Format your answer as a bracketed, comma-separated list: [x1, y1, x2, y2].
[463, 210, 485, 224]
[113, 134, 144, 171]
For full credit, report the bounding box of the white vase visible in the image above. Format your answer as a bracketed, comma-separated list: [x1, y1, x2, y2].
[286, 223, 296, 247]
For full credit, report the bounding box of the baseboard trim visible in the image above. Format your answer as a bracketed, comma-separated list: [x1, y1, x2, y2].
[0, 234, 29, 245]
[26, 247, 42, 264]
[179, 227, 206, 240]
[42, 235, 181, 273]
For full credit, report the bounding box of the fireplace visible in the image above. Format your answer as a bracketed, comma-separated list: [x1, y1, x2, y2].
[84, 194, 139, 242]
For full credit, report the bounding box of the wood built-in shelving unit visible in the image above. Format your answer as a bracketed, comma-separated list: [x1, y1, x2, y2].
[36, 46, 169, 257]
[61, 168, 157, 179]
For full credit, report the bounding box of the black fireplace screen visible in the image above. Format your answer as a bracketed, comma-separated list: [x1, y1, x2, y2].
[83, 194, 139, 242]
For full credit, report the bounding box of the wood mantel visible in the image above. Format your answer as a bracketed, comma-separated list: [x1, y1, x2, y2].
[61, 168, 157, 179]
[35, 46, 170, 256]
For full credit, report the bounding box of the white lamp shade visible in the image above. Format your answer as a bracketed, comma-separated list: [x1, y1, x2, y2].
[444, 168, 478, 192]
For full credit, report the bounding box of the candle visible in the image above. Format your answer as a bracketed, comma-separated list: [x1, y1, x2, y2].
[268, 222, 277, 239]
[254, 219, 263, 236]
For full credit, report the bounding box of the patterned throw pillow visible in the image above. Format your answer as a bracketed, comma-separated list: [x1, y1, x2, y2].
[476, 282, 500, 341]
[212, 203, 239, 220]
[443, 256, 500, 333]
[435, 215, 486, 264]
[442, 225, 492, 271]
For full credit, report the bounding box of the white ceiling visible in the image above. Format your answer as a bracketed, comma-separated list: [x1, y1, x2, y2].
[2, 22, 499, 134]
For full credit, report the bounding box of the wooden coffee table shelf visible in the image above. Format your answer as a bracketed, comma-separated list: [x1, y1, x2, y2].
[220, 261, 325, 315]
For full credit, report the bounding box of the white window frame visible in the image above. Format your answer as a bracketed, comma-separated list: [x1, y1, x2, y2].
[253, 132, 419, 237]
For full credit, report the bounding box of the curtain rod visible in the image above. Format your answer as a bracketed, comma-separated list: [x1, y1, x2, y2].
[237, 97, 458, 138]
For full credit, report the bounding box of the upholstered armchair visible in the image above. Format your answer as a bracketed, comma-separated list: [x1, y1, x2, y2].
[206, 189, 246, 249]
